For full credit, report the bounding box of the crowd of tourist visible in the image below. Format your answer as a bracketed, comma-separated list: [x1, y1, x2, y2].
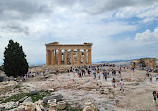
[67, 64, 125, 94]
[19, 64, 158, 106]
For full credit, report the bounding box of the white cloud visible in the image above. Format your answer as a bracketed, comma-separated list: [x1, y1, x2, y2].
[135, 27, 158, 44]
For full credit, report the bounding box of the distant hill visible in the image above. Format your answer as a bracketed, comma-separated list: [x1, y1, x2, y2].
[99, 59, 133, 63]
[96, 59, 158, 66]
[96, 59, 134, 66]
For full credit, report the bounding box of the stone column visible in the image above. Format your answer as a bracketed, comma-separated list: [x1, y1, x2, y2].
[46, 50, 51, 66]
[88, 49, 91, 65]
[64, 50, 67, 65]
[71, 50, 74, 65]
[58, 50, 62, 65]
[54, 50, 57, 65]
[77, 49, 80, 66]
[51, 50, 55, 65]
[84, 49, 87, 65]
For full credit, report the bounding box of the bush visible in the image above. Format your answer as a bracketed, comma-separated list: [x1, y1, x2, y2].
[2, 91, 51, 103]
[2, 93, 28, 103]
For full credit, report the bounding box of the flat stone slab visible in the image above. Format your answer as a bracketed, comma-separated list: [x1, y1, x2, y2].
[19, 96, 28, 103]
[43, 94, 63, 104]
[29, 89, 37, 95]
[23, 97, 33, 103]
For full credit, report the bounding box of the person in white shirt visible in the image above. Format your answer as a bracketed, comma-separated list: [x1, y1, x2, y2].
[73, 69, 75, 77]
[120, 79, 124, 93]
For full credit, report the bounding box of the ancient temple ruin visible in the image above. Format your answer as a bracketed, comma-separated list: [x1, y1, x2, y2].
[45, 42, 93, 66]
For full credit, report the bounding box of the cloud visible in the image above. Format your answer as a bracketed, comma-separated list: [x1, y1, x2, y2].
[80, 0, 158, 14]
[137, 5, 158, 23]
[135, 27, 158, 44]
[0, 0, 52, 20]
[0, 0, 53, 38]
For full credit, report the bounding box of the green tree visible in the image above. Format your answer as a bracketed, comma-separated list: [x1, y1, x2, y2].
[3, 40, 29, 77]
[0, 65, 4, 71]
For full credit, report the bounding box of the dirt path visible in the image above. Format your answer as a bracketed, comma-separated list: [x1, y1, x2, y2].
[115, 69, 158, 111]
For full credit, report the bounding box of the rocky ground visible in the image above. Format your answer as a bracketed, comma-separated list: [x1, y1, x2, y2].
[1, 66, 158, 111]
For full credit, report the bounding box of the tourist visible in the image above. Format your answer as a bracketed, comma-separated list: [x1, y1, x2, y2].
[113, 70, 116, 76]
[84, 68, 87, 75]
[79, 69, 82, 78]
[42, 70, 45, 76]
[67, 69, 70, 76]
[93, 69, 96, 79]
[103, 71, 107, 81]
[146, 71, 149, 77]
[120, 66, 122, 71]
[97, 68, 100, 80]
[153, 91, 157, 105]
[24, 75, 26, 81]
[156, 74, 158, 82]
[81, 68, 84, 76]
[112, 78, 116, 88]
[88, 68, 91, 77]
[120, 79, 124, 93]
[118, 70, 121, 78]
[132, 67, 135, 73]
[149, 74, 152, 82]
[107, 69, 110, 76]
[73, 69, 75, 77]
[19, 79, 22, 83]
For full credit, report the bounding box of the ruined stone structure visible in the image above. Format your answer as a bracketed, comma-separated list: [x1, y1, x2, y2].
[45, 42, 93, 66]
[130, 58, 156, 69]
[141, 58, 156, 68]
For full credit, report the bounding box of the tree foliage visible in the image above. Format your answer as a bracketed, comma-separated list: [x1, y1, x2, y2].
[3, 40, 29, 77]
[0, 65, 4, 71]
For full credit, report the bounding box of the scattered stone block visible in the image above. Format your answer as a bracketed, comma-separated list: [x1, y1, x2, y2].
[29, 89, 37, 95]
[19, 96, 28, 103]
[57, 101, 66, 110]
[23, 97, 33, 103]
[43, 94, 63, 104]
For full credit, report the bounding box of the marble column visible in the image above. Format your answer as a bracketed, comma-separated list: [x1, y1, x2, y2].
[64, 50, 67, 65]
[77, 49, 80, 66]
[51, 50, 55, 65]
[46, 50, 51, 66]
[71, 50, 74, 65]
[84, 49, 87, 65]
[58, 50, 62, 65]
[54, 50, 57, 65]
[88, 49, 91, 65]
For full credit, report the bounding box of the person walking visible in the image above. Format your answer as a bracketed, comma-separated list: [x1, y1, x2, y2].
[156, 74, 158, 82]
[149, 74, 152, 82]
[93, 69, 96, 79]
[67, 69, 70, 76]
[73, 69, 76, 77]
[153, 91, 157, 105]
[146, 71, 149, 77]
[88, 68, 91, 77]
[120, 79, 124, 93]
[97, 68, 100, 80]
[118, 70, 121, 78]
[104, 71, 108, 81]
[112, 78, 116, 88]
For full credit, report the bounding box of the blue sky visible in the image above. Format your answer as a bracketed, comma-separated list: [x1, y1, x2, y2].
[0, 0, 158, 65]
